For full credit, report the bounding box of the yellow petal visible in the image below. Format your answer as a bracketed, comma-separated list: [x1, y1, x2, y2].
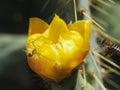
[58, 31, 83, 65]
[68, 20, 92, 38]
[68, 20, 92, 50]
[43, 15, 69, 43]
[28, 17, 49, 36]
[68, 20, 85, 36]
[83, 20, 92, 50]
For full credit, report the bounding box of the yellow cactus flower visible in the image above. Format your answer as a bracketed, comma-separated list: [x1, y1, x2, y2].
[26, 15, 92, 83]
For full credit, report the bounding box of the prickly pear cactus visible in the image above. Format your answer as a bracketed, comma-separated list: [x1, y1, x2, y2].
[1, 0, 119, 90]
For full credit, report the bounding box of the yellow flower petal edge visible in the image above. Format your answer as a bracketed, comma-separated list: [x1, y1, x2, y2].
[28, 17, 48, 36]
[68, 20, 92, 51]
[26, 15, 92, 83]
[43, 15, 69, 43]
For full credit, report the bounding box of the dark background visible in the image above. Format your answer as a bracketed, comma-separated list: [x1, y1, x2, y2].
[0, 0, 60, 34]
